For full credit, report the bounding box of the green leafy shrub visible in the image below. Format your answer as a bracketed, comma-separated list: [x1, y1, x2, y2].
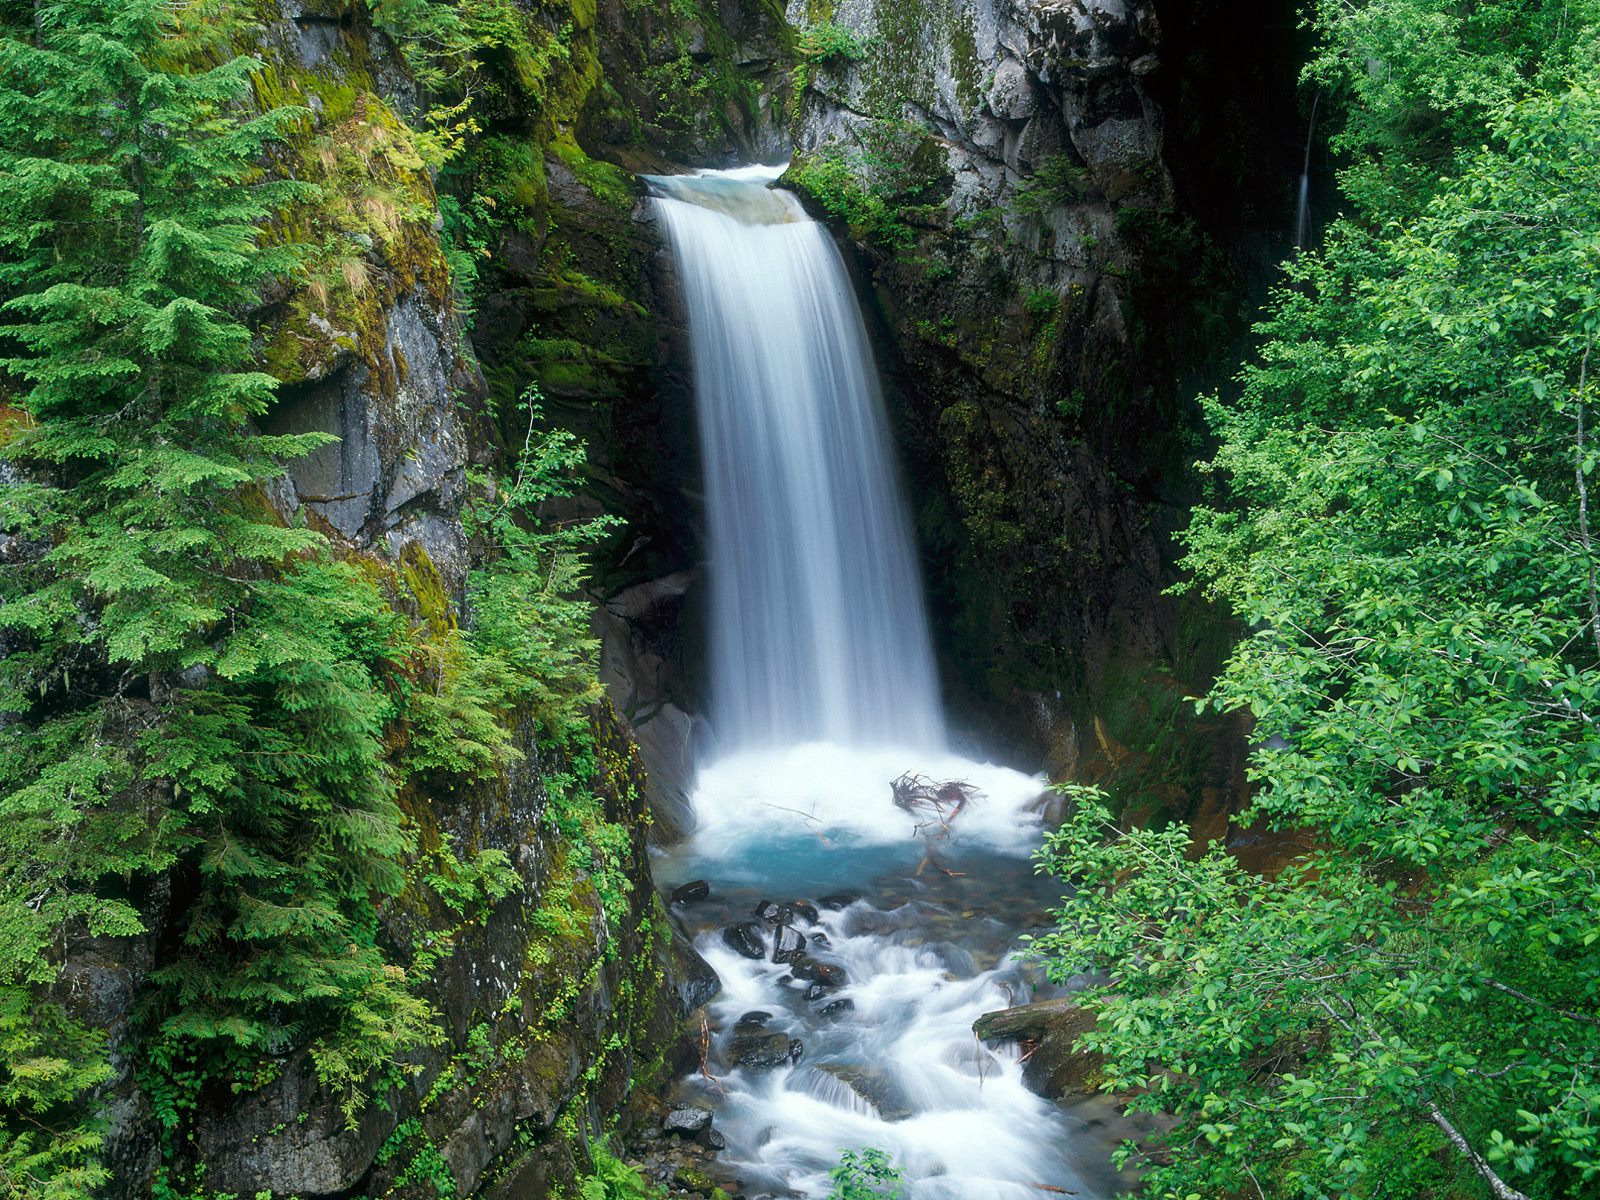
[797, 21, 865, 63]
[1030, 4, 1600, 1198]
[826, 1148, 904, 1200]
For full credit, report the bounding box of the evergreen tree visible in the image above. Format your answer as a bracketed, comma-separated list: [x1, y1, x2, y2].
[0, 2, 430, 1189]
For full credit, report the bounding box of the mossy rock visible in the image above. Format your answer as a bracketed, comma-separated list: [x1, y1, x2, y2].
[974, 999, 1104, 1099]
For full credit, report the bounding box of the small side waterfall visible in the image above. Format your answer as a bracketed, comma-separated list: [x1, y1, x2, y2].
[1294, 91, 1322, 250]
[649, 166, 945, 755]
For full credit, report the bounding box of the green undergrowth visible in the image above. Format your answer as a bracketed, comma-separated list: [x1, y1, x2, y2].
[785, 122, 947, 252]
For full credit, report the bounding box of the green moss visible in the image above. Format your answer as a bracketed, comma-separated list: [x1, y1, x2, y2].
[552, 136, 637, 211]
[937, 400, 1026, 553]
[399, 542, 456, 637]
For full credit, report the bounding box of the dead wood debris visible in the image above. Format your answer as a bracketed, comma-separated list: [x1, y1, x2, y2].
[891, 772, 981, 838]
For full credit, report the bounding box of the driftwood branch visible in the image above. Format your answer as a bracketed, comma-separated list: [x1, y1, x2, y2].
[891, 773, 981, 839]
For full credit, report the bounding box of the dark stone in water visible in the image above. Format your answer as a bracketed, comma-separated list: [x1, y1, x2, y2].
[789, 899, 820, 925]
[752, 898, 793, 925]
[722, 922, 766, 959]
[735, 1010, 773, 1028]
[698, 1128, 726, 1151]
[974, 998, 1105, 1099]
[662, 1104, 713, 1136]
[808, 931, 830, 947]
[772, 925, 807, 964]
[793, 958, 847, 988]
[818, 890, 861, 910]
[805, 982, 832, 1002]
[670, 934, 722, 1013]
[818, 1064, 912, 1121]
[728, 1029, 804, 1070]
[819, 998, 855, 1020]
[670, 879, 711, 904]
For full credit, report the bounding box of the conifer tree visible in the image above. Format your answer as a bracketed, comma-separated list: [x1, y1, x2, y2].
[0, 3, 430, 1189]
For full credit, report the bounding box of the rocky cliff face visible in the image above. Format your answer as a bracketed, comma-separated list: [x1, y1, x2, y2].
[778, 0, 1261, 804]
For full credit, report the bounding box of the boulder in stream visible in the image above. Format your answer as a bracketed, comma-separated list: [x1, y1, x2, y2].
[817, 1064, 912, 1121]
[788, 899, 820, 925]
[771, 925, 807, 964]
[818, 890, 861, 910]
[661, 1104, 713, 1137]
[818, 998, 854, 1021]
[728, 1029, 804, 1070]
[973, 998, 1105, 1099]
[721, 921, 766, 960]
[670, 879, 711, 905]
[752, 898, 793, 925]
[792, 958, 847, 989]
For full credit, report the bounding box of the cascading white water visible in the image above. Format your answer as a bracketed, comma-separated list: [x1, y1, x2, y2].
[649, 165, 944, 754]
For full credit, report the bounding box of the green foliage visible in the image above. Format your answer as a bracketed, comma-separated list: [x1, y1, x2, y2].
[573, 1142, 660, 1200]
[1009, 153, 1091, 216]
[796, 21, 864, 64]
[0, 2, 439, 1189]
[1032, 5, 1600, 1199]
[826, 1148, 904, 1200]
[787, 124, 945, 252]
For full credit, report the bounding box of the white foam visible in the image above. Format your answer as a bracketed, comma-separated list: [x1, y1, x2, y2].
[686, 740, 1049, 860]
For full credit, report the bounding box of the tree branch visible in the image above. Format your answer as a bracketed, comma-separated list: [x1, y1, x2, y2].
[1423, 1100, 1530, 1200]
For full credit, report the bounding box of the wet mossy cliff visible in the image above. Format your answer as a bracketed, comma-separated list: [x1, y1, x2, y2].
[70, 3, 752, 1197]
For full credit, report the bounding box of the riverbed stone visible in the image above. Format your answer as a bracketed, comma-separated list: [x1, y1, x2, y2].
[974, 998, 1105, 1098]
[793, 958, 847, 989]
[721, 921, 766, 959]
[818, 998, 855, 1021]
[728, 1029, 804, 1070]
[772, 925, 807, 964]
[661, 1104, 714, 1136]
[753, 898, 794, 925]
[818, 1064, 912, 1121]
[670, 879, 711, 904]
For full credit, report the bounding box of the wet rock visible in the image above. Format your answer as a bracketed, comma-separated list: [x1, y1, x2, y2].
[728, 1029, 804, 1070]
[788, 900, 820, 925]
[818, 890, 861, 910]
[669, 929, 722, 1013]
[670, 880, 711, 905]
[808, 931, 830, 948]
[818, 1064, 912, 1121]
[805, 982, 833, 1002]
[698, 1127, 726, 1151]
[818, 998, 855, 1021]
[661, 1104, 713, 1137]
[771, 925, 807, 965]
[721, 921, 766, 959]
[793, 959, 847, 989]
[734, 1010, 772, 1028]
[752, 898, 793, 925]
[973, 998, 1104, 1099]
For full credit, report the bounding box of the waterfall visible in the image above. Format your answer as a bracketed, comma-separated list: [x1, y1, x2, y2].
[1295, 91, 1322, 250]
[645, 166, 1107, 1200]
[649, 165, 945, 755]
